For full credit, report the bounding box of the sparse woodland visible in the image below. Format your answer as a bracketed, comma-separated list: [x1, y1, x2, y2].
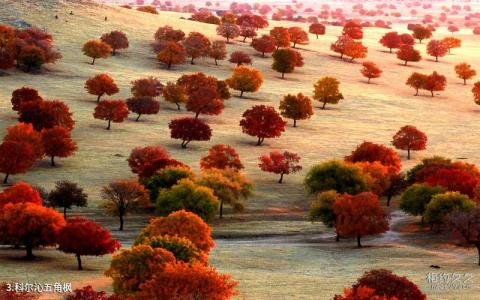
[2, 0, 480, 299]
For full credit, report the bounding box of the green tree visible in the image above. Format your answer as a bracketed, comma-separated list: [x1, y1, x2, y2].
[155, 179, 219, 222]
[309, 190, 341, 241]
[399, 184, 445, 224]
[313, 76, 344, 109]
[135, 235, 204, 263]
[304, 160, 369, 195]
[140, 166, 195, 203]
[424, 192, 475, 229]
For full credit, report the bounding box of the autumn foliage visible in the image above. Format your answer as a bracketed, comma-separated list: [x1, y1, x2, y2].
[19, 100, 75, 131]
[177, 73, 224, 118]
[279, 93, 314, 127]
[156, 41, 185, 69]
[58, 216, 120, 270]
[240, 105, 286, 145]
[0, 182, 42, 208]
[131, 77, 163, 98]
[342, 21, 363, 39]
[226, 65, 263, 97]
[333, 192, 389, 247]
[313, 77, 344, 109]
[0, 202, 65, 259]
[93, 100, 129, 130]
[41, 126, 77, 166]
[101, 31, 129, 56]
[228, 51, 252, 66]
[426, 39, 448, 62]
[424, 71, 447, 97]
[259, 151, 302, 183]
[396, 45, 421, 66]
[135, 209, 214, 254]
[251, 35, 275, 57]
[200, 144, 244, 171]
[82, 40, 111, 65]
[272, 48, 303, 79]
[136, 262, 238, 300]
[162, 82, 188, 110]
[127, 97, 160, 121]
[360, 61, 382, 83]
[216, 23, 240, 43]
[11, 87, 42, 112]
[85, 74, 119, 103]
[288, 27, 309, 48]
[0, 141, 36, 184]
[183, 32, 211, 64]
[455, 63, 476, 85]
[345, 141, 401, 174]
[309, 23, 326, 38]
[270, 27, 291, 49]
[392, 125, 427, 159]
[169, 117, 212, 148]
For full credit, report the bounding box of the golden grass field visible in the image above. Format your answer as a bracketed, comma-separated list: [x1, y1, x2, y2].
[2, 0, 480, 299]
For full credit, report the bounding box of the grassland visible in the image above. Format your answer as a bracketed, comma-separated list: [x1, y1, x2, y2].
[2, 0, 480, 299]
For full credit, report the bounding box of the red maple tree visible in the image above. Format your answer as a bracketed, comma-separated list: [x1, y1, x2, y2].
[342, 21, 363, 39]
[426, 40, 448, 62]
[288, 27, 309, 48]
[345, 141, 401, 174]
[251, 35, 275, 57]
[270, 27, 291, 49]
[396, 45, 421, 66]
[4, 122, 44, 159]
[379, 31, 401, 53]
[85, 73, 119, 103]
[100, 30, 129, 56]
[137, 262, 238, 300]
[58, 216, 121, 270]
[93, 100, 129, 130]
[0, 182, 43, 208]
[240, 105, 287, 145]
[41, 126, 77, 166]
[259, 151, 302, 183]
[0, 141, 36, 184]
[423, 71, 446, 97]
[360, 61, 382, 83]
[177, 73, 223, 118]
[309, 23, 326, 39]
[126, 97, 160, 121]
[0, 202, 65, 259]
[200, 144, 244, 171]
[19, 100, 75, 131]
[392, 125, 427, 159]
[183, 32, 211, 64]
[333, 192, 389, 247]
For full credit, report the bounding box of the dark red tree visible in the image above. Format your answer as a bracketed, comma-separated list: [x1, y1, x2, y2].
[41, 126, 77, 166]
[126, 97, 160, 121]
[259, 151, 302, 183]
[169, 117, 212, 148]
[93, 100, 129, 130]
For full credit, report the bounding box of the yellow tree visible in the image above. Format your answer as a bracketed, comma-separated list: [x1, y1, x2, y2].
[313, 77, 344, 109]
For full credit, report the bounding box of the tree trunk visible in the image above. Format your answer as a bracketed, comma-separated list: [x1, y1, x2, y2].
[92, 57, 96, 65]
[387, 193, 392, 207]
[51, 156, 56, 166]
[281, 72, 285, 79]
[107, 119, 111, 130]
[3, 173, 9, 184]
[219, 200, 224, 218]
[278, 172, 284, 183]
[112, 48, 116, 56]
[335, 233, 340, 242]
[214, 59, 218, 66]
[431, 90, 434, 97]
[316, 34, 319, 39]
[25, 243, 34, 260]
[168, 61, 172, 69]
[240, 90, 244, 97]
[404, 60, 408, 66]
[435, 56, 438, 62]
[226, 37, 230, 43]
[119, 213, 124, 231]
[464, 79, 467, 85]
[476, 244, 480, 266]
[257, 137, 264, 146]
[340, 53, 344, 59]
[415, 88, 419, 96]
[389, 48, 392, 53]
[97, 94, 102, 103]
[407, 149, 411, 160]
[64, 207, 67, 219]
[76, 254, 83, 270]
[243, 36, 247, 42]
[190, 57, 195, 64]
[262, 51, 265, 58]
[322, 100, 327, 109]
[136, 114, 141, 122]
[357, 235, 362, 248]
[176, 103, 181, 110]
[293, 42, 297, 48]
[368, 77, 371, 83]
[195, 111, 200, 119]
[293, 119, 297, 127]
